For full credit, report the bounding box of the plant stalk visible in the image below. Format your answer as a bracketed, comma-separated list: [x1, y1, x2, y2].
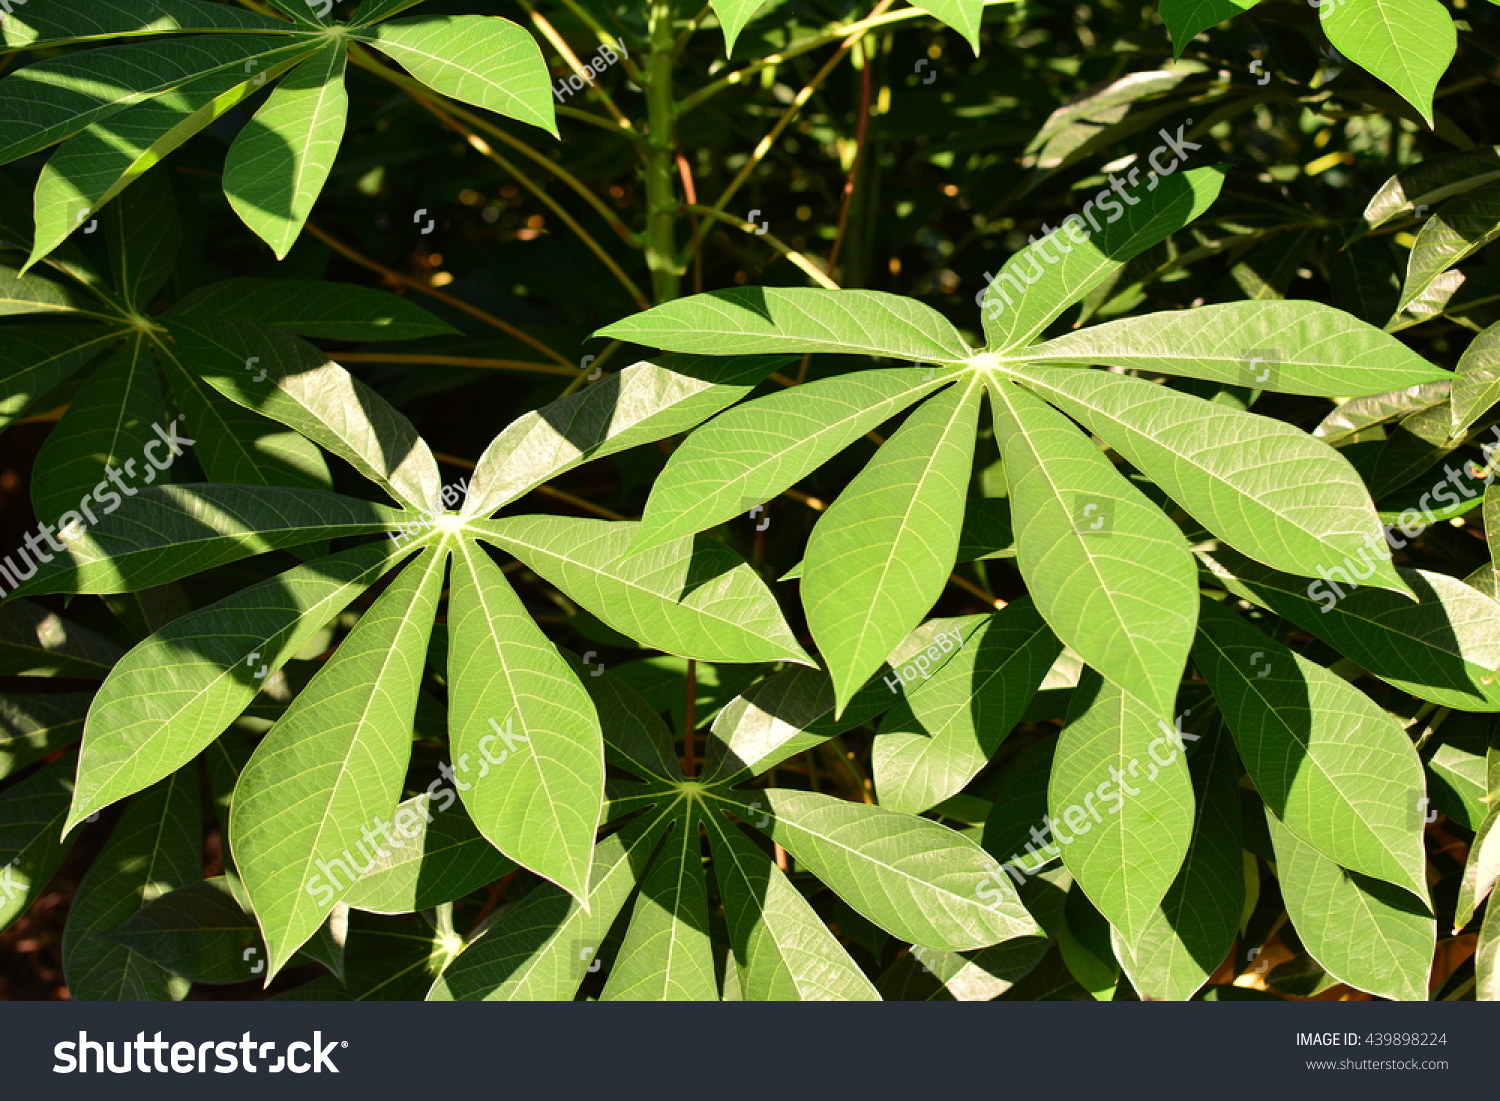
[645, 0, 684, 302]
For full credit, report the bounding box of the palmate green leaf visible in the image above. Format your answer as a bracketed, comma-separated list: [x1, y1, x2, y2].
[873, 600, 1059, 814]
[340, 794, 516, 916]
[447, 541, 603, 901]
[1023, 367, 1409, 594]
[598, 288, 974, 363]
[1159, 0, 1260, 54]
[0, 35, 317, 166]
[7, 485, 406, 598]
[981, 166, 1226, 352]
[463, 353, 791, 520]
[705, 809, 879, 1000]
[990, 381, 1197, 719]
[171, 278, 458, 342]
[1361, 146, 1500, 233]
[156, 341, 334, 493]
[106, 170, 180, 311]
[912, 1, 984, 51]
[1396, 180, 1500, 317]
[747, 788, 1042, 951]
[232, 548, 445, 977]
[710, 0, 770, 54]
[0, 692, 90, 781]
[0, 756, 76, 933]
[1047, 671, 1194, 945]
[1451, 319, 1500, 436]
[428, 809, 672, 1001]
[1455, 805, 1499, 931]
[65, 539, 412, 832]
[475, 516, 810, 666]
[27, 59, 308, 268]
[1112, 730, 1242, 1001]
[1320, 0, 1454, 127]
[62, 770, 199, 1002]
[360, 15, 557, 138]
[1266, 814, 1433, 1002]
[1023, 300, 1450, 397]
[0, 266, 98, 316]
[0, 0, 288, 52]
[30, 339, 165, 531]
[631, 369, 945, 553]
[804, 380, 980, 713]
[600, 816, 716, 1000]
[104, 877, 265, 985]
[225, 42, 348, 259]
[1201, 550, 1500, 712]
[0, 325, 114, 432]
[1193, 599, 1429, 900]
[164, 318, 442, 509]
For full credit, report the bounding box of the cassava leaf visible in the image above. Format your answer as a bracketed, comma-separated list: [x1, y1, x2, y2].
[1023, 300, 1450, 397]
[1047, 671, 1195, 944]
[446, 540, 604, 900]
[1266, 813, 1433, 1002]
[224, 42, 349, 259]
[990, 380, 1198, 719]
[361, 14, 557, 137]
[1194, 598, 1429, 901]
[803, 379, 981, 712]
[746, 788, 1042, 951]
[1320, 0, 1454, 127]
[598, 287, 973, 362]
[231, 548, 445, 977]
[475, 515, 811, 666]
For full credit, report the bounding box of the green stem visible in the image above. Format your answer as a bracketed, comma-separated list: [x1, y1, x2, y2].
[645, 0, 683, 303]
